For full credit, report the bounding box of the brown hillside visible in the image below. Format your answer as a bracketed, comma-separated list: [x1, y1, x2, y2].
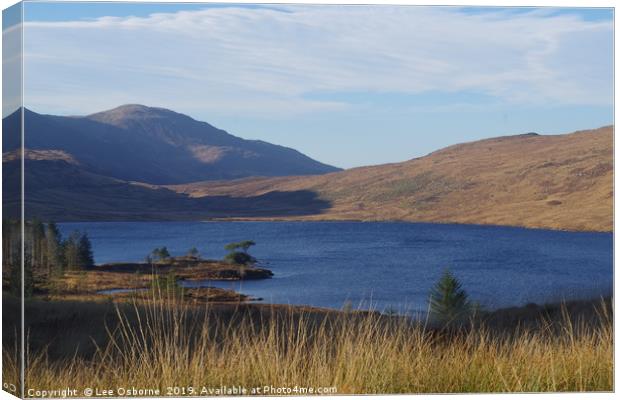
[169, 126, 613, 232]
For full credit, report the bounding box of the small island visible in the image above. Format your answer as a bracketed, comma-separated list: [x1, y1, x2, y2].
[38, 238, 272, 305]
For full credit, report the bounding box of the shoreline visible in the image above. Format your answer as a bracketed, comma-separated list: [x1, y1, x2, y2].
[58, 218, 613, 234]
[8, 292, 612, 335]
[201, 217, 613, 234]
[34, 258, 274, 306]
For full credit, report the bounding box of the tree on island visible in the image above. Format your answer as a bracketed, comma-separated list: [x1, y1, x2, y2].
[151, 247, 171, 263]
[187, 247, 200, 259]
[429, 269, 472, 324]
[224, 240, 257, 265]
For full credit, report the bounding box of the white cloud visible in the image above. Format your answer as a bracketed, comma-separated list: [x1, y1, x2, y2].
[22, 5, 613, 117]
[3, 23, 23, 117]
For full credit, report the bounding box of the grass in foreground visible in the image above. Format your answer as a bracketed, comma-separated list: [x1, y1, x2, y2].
[5, 291, 614, 395]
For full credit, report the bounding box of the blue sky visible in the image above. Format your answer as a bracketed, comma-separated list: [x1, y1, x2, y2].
[8, 2, 614, 168]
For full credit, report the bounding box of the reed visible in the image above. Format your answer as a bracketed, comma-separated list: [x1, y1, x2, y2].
[10, 290, 614, 395]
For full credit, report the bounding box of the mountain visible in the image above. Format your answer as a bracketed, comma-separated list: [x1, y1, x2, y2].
[3, 121, 612, 231]
[2, 105, 340, 184]
[168, 126, 613, 232]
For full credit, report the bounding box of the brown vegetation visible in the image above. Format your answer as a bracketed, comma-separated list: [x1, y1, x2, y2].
[172, 126, 613, 232]
[95, 258, 273, 280]
[3, 294, 613, 394]
[6, 126, 611, 231]
[32, 258, 272, 305]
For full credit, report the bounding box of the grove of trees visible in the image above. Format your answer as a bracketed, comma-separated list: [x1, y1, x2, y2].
[2, 219, 94, 297]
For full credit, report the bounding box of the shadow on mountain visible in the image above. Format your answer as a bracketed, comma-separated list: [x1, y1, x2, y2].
[2, 158, 332, 221]
[5, 189, 332, 222]
[188, 190, 332, 218]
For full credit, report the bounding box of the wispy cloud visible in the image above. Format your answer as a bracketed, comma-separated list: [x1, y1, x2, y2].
[21, 5, 613, 117]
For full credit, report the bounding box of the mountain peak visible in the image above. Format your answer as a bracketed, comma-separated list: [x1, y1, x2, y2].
[87, 104, 185, 122]
[108, 104, 154, 112]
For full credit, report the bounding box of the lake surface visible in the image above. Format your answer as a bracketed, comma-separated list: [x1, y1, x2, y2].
[60, 221, 613, 313]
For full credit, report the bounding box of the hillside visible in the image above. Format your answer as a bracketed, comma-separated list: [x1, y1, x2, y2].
[2, 149, 331, 221]
[3, 125, 612, 231]
[168, 126, 613, 232]
[2, 106, 340, 184]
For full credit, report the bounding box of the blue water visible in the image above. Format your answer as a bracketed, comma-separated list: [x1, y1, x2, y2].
[59, 221, 613, 313]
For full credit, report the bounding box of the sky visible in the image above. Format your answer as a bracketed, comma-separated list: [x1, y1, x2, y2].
[4, 2, 614, 169]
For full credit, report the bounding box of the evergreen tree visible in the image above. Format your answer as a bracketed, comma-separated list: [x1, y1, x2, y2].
[187, 247, 200, 259]
[159, 246, 171, 260]
[63, 231, 94, 270]
[151, 247, 171, 263]
[63, 232, 81, 270]
[77, 233, 94, 268]
[45, 222, 63, 276]
[224, 240, 256, 253]
[429, 269, 471, 324]
[31, 219, 47, 270]
[224, 240, 257, 265]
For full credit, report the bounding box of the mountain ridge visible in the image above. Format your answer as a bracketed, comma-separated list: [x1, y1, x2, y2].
[2, 105, 341, 184]
[2, 105, 612, 231]
[167, 125, 613, 232]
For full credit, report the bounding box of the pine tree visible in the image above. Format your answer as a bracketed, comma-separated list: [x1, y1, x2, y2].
[151, 247, 171, 262]
[77, 233, 94, 268]
[187, 247, 200, 259]
[429, 269, 471, 324]
[45, 222, 63, 276]
[63, 232, 81, 270]
[224, 240, 257, 265]
[31, 219, 47, 271]
[159, 246, 170, 260]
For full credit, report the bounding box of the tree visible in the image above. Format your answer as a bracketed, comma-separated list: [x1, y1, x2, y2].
[224, 240, 256, 253]
[429, 269, 471, 324]
[45, 222, 63, 276]
[62, 231, 93, 270]
[224, 251, 256, 265]
[224, 240, 257, 265]
[160, 247, 171, 260]
[31, 219, 47, 270]
[77, 233, 94, 268]
[63, 232, 81, 270]
[187, 247, 200, 259]
[151, 247, 171, 263]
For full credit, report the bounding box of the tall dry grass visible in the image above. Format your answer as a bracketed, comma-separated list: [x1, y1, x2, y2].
[8, 290, 614, 395]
